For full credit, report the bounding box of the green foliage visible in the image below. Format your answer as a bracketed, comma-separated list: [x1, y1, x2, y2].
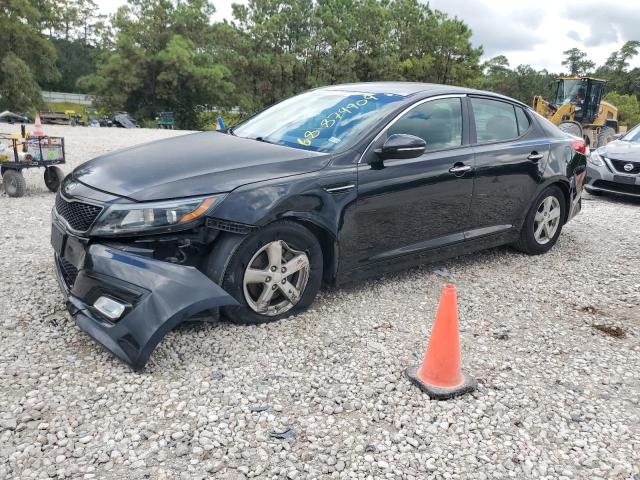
[0, 54, 45, 112]
[196, 111, 245, 131]
[224, 0, 482, 112]
[0, 0, 59, 111]
[604, 92, 640, 126]
[78, 0, 234, 129]
[9, 0, 640, 132]
[479, 56, 556, 105]
[40, 38, 100, 92]
[561, 48, 595, 76]
[596, 41, 640, 98]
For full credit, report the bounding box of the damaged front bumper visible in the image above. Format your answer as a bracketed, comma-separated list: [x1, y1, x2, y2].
[52, 225, 238, 370]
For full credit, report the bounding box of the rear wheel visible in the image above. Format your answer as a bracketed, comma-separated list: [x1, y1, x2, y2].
[216, 221, 323, 324]
[596, 126, 615, 148]
[2, 169, 26, 197]
[514, 185, 566, 255]
[44, 166, 65, 192]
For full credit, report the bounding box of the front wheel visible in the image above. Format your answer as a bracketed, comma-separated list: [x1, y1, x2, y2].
[596, 126, 616, 148]
[214, 221, 323, 324]
[513, 185, 566, 255]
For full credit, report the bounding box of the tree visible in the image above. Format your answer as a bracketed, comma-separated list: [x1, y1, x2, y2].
[79, 0, 234, 128]
[597, 41, 640, 96]
[0, 0, 59, 111]
[604, 91, 640, 126]
[223, 0, 482, 112]
[0, 54, 45, 111]
[561, 48, 595, 76]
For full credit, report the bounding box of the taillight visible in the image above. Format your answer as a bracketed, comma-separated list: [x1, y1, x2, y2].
[571, 139, 586, 155]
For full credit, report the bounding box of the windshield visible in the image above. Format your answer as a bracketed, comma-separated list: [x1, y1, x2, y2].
[622, 124, 640, 142]
[555, 79, 587, 106]
[232, 90, 407, 152]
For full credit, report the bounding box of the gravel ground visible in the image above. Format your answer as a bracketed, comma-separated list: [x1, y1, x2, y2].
[1, 124, 639, 480]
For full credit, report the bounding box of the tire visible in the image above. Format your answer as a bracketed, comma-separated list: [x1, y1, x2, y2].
[213, 221, 323, 324]
[513, 185, 566, 255]
[44, 166, 65, 192]
[2, 169, 26, 197]
[596, 126, 615, 148]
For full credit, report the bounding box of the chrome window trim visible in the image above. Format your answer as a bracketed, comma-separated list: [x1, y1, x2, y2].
[325, 184, 356, 193]
[357, 94, 467, 164]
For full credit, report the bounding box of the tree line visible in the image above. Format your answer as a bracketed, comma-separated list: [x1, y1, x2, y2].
[2, 0, 639, 129]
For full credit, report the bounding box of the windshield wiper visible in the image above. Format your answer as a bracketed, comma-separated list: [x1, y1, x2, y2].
[253, 136, 278, 145]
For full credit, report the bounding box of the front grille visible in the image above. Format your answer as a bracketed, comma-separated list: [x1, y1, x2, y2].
[608, 159, 640, 175]
[592, 179, 640, 196]
[55, 193, 103, 231]
[58, 256, 78, 289]
[206, 218, 256, 234]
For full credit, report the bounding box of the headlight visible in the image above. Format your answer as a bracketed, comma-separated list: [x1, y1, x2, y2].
[588, 151, 605, 167]
[91, 194, 225, 236]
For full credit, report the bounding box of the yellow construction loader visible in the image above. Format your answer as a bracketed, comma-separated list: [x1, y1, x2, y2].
[533, 76, 619, 148]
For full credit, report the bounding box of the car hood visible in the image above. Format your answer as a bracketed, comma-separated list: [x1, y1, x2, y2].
[71, 131, 330, 201]
[599, 139, 640, 160]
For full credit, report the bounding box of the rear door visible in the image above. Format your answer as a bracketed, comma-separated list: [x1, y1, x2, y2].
[467, 96, 549, 236]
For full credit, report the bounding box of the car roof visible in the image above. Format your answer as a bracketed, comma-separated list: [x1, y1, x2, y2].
[320, 82, 529, 108]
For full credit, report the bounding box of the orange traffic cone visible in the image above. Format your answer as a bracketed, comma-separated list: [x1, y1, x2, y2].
[33, 113, 45, 137]
[405, 284, 476, 400]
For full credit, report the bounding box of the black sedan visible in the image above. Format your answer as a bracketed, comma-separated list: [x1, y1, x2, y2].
[51, 82, 587, 369]
[585, 123, 640, 198]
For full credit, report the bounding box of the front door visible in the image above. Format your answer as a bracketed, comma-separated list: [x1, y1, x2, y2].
[353, 96, 475, 267]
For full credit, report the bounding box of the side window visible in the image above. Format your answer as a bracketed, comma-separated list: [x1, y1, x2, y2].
[515, 107, 530, 135]
[388, 98, 462, 152]
[471, 98, 519, 143]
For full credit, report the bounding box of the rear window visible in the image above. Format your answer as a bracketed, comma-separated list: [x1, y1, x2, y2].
[531, 110, 567, 138]
[515, 107, 530, 135]
[471, 98, 519, 143]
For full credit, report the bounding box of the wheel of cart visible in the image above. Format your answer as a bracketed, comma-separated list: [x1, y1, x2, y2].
[0, 131, 66, 197]
[1, 168, 26, 197]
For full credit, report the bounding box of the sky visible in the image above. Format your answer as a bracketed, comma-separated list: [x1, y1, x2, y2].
[96, 0, 640, 72]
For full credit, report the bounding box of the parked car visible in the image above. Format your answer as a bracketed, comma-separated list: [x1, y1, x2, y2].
[0, 111, 29, 124]
[112, 111, 139, 128]
[585, 123, 640, 198]
[51, 82, 587, 369]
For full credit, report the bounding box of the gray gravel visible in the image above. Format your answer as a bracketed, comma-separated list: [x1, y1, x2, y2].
[1, 124, 639, 479]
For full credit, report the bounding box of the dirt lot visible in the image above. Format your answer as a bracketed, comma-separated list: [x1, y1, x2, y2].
[1, 124, 638, 480]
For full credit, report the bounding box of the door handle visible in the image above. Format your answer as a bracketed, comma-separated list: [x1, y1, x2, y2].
[449, 164, 472, 175]
[528, 152, 544, 162]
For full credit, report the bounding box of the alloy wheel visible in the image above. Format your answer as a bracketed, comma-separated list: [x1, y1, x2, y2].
[242, 240, 310, 316]
[533, 196, 561, 245]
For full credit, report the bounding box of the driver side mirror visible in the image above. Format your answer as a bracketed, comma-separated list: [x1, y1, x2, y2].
[374, 134, 426, 161]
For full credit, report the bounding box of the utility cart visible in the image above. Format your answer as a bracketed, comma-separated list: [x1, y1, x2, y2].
[156, 112, 175, 129]
[0, 127, 66, 197]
